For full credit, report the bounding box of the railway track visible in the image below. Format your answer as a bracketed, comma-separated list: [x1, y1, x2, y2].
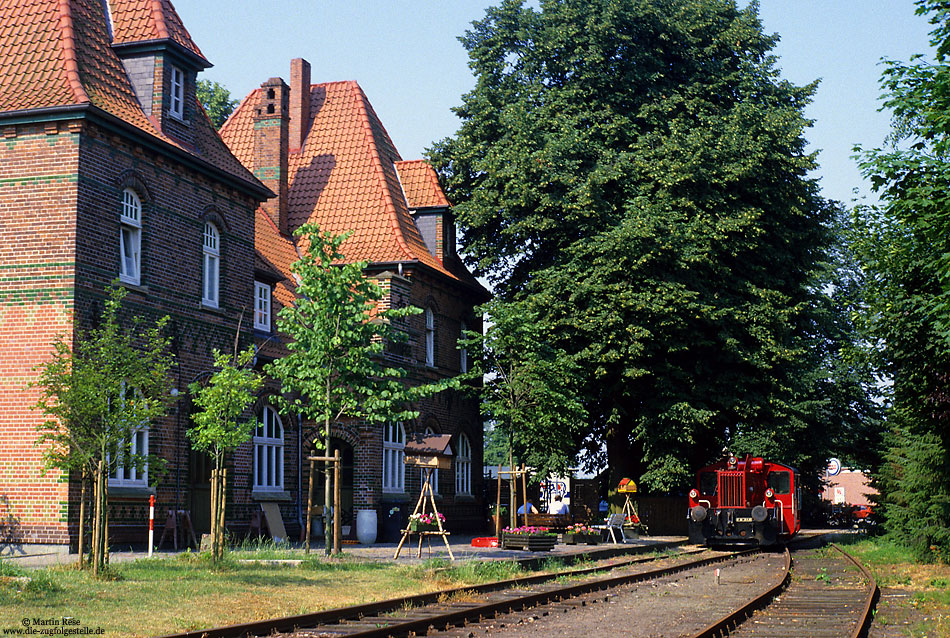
[156, 546, 746, 638]
[690, 543, 878, 638]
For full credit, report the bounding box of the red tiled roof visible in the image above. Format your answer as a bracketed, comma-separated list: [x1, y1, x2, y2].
[395, 160, 450, 209]
[254, 206, 299, 283]
[0, 0, 258, 192]
[110, 0, 206, 63]
[220, 81, 459, 279]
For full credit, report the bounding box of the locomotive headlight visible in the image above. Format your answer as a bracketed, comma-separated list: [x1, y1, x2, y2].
[690, 505, 707, 522]
[765, 488, 774, 499]
[752, 505, 768, 522]
[689, 489, 699, 500]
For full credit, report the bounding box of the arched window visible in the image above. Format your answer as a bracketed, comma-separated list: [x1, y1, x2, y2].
[202, 222, 220, 307]
[383, 422, 405, 493]
[459, 320, 468, 373]
[421, 426, 439, 495]
[119, 189, 141, 285]
[425, 307, 435, 367]
[455, 433, 472, 495]
[254, 406, 283, 491]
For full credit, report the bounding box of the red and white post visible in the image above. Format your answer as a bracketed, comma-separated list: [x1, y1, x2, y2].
[148, 494, 155, 557]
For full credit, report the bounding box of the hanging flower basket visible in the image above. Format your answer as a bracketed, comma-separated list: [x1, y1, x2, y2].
[501, 527, 557, 551]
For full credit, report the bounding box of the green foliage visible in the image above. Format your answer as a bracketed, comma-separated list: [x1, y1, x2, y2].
[188, 346, 262, 563]
[851, 0, 950, 563]
[266, 224, 452, 445]
[196, 79, 237, 129]
[462, 298, 586, 478]
[32, 284, 174, 575]
[188, 347, 262, 458]
[432, 0, 858, 490]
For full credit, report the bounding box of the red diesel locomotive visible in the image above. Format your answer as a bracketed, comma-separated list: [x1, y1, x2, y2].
[687, 452, 800, 546]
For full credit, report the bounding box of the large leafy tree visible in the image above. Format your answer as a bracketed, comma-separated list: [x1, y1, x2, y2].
[431, 0, 852, 491]
[266, 224, 452, 554]
[33, 285, 173, 576]
[853, 0, 950, 562]
[197, 79, 238, 129]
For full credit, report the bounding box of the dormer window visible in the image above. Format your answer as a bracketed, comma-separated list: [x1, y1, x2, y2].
[170, 66, 184, 120]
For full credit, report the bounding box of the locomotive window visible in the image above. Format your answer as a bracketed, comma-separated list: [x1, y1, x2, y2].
[767, 471, 791, 494]
[699, 472, 717, 495]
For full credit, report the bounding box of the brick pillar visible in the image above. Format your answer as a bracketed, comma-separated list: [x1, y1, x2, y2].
[253, 78, 289, 234]
[290, 58, 311, 153]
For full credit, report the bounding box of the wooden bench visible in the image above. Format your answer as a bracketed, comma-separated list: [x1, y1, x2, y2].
[525, 513, 571, 530]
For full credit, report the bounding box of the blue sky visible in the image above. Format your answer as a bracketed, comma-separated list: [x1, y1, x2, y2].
[173, 0, 935, 206]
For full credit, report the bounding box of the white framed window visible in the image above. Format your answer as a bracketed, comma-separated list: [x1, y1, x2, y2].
[459, 320, 468, 373]
[455, 433, 472, 495]
[421, 427, 439, 495]
[254, 406, 284, 491]
[425, 307, 435, 367]
[383, 422, 405, 493]
[254, 281, 271, 331]
[110, 428, 148, 487]
[119, 188, 141, 285]
[202, 222, 220, 307]
[109, 384, 148, 487]
[170, 66, 184, 119]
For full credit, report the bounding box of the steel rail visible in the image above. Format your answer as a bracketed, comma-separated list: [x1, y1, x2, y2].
[154, 546, 741, 638]
[687, 547, 792, 638]
[687, 540, 878, 638]
[832, 543, 879, 638]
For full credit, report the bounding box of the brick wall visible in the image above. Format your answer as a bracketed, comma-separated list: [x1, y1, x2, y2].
[0, 120, 80, 545]
[0, 114, 264, 549]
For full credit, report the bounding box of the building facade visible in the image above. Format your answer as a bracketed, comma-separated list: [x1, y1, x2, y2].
[220, 60, 490, 537]
[0, 0, 269, 552]
[1, 2, 486, 553]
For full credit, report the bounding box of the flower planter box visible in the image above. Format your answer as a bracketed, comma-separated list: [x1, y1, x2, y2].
[563, 532, 600, 545]
[408, 521, 440, 533]
[501, 532, 557, 551]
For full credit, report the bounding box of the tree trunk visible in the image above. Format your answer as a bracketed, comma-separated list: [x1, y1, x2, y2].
[210, 465, 217, 559]
[77, 469, 87, 569]
[218, 466, 227, 560]
[324, 422, 332, 556]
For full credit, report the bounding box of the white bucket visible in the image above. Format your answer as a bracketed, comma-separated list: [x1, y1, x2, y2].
[356, 509, 378, 545]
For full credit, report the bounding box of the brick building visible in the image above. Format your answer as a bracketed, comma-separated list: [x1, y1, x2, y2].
[1, 1, 487, 554]
[220, 60, 490, 538]
[0, 0, 270, 553]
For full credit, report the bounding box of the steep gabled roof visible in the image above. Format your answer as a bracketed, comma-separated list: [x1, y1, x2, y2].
[0, 0, 262, 195]
[220, 81, 459, 278]
[109, 0, 207, 64]
[395, 160, 450, 209]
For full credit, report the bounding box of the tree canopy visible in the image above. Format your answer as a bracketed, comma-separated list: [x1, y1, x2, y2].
[197, 79, 238, 129]
[852, 0, 950, 562]
[431, 0, 858, 491]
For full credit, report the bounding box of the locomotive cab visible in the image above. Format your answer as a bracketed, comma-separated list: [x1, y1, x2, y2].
[688, 453, 799, 547]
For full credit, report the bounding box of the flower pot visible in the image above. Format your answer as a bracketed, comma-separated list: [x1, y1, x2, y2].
[356, 509, 377, 545]
[501, 532, 556, 551]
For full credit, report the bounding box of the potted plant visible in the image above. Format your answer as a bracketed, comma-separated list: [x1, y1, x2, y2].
[408, 512, 445, 533]
[500, 526, 557, 551]
[563, 523, 600, 545]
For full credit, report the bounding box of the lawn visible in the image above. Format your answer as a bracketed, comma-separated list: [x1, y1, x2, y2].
[842, 536, 950, 637]
[0, 552, 524, 637]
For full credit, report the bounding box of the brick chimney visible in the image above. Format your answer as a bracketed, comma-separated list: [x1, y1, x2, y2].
[253, 78, 289, 234]
[290, 58, 311, 152]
